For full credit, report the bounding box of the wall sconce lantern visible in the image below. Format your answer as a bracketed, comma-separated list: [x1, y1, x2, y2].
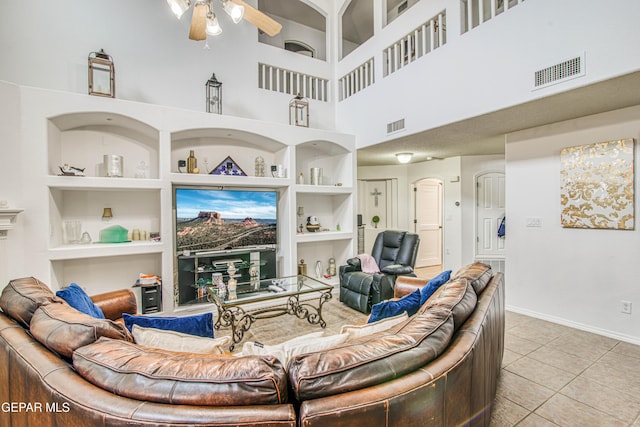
[205, 73, 222, 114]
[289, 93, 309, 127]
[88, 49, 115, 98]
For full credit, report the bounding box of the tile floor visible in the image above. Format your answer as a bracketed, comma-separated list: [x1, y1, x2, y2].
[491, 311, 640, 426]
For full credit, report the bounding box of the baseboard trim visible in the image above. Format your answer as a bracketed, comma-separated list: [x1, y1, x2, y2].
[506, 305, 640, 346]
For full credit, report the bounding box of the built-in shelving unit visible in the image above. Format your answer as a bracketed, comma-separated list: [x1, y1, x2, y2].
[20, 86, 356, 313]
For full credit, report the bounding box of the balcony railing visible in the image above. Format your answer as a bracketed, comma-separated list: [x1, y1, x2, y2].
[383, 11, 447, 77]
[258, 63, 329, 102]
[338, 58, 375, 101]
[461, 0, 525, 33]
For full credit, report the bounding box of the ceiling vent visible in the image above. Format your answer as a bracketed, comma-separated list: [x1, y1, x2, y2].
[533, 53, 585, 90]
[387, 118, 405, 134]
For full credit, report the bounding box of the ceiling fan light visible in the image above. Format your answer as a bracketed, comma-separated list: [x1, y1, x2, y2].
[222, 0, 244, 24]
[206, 14, 222, 35]
[395, 152, 413, 164]
[167, 0, 191, 19]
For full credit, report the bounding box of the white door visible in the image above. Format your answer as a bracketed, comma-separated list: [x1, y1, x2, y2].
[414, 179, 443, 268]
[476, 172, 506, 257]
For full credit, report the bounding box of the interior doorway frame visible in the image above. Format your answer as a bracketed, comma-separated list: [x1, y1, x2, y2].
[473, 170, 506, 273]
[412, 177, 444, 269]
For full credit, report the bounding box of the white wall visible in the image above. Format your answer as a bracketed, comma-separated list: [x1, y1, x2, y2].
[335, 0, 640, 149]
[506, 105, 640, 344]
[259, 15, 327, 61]
[0, 0, 335, 129]
[0, 82, 26, 286]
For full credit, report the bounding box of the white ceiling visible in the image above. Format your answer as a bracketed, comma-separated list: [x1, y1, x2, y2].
[258, 1, 325, 32]
[356, 71, 640, 166]
[258, 0, 372, 44]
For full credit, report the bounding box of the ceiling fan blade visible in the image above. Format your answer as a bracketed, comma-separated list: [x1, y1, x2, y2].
[231, 0, 282, 37]
[189, 2, 208, 41]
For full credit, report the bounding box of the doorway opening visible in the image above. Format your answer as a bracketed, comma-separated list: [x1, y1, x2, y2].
[413, 178, 443, 269]
[474, 171, 505, 273]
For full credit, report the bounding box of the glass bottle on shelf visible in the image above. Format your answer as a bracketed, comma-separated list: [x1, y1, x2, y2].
[187, 150, 197, 174]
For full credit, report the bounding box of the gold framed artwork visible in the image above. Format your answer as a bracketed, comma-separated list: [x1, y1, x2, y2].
[560, 138, 635, 230]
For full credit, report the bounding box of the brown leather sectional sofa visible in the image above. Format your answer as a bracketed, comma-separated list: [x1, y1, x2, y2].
[0, 263, 504, 426]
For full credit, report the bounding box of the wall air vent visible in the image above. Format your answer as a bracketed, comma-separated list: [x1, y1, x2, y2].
[387, 118, 405, 134]
[533, 53, 585, 90]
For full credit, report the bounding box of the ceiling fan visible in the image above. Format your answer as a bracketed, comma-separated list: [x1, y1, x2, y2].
[167, 0, 282, 40]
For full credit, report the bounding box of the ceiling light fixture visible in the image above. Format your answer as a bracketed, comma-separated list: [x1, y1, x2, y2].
[167, 0, 191, 19]
[221, 0, 244, 23]
[395, 153, 413, 164]
[206, 12, 222, 35]
[167, 0, 282, 41]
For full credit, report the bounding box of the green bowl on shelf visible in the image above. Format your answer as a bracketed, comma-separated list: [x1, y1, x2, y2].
[97, 225, 130, 243]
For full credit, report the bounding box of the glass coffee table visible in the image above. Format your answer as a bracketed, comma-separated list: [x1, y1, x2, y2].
[206, 275, 333, 351]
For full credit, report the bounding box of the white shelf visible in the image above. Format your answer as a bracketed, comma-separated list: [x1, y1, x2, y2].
[48, 240, 165, 260]
[46, 176, 163, 190]
[295, 184, 353, 195]
[169, 173, 291, 188]
[296, 230, 354, 243]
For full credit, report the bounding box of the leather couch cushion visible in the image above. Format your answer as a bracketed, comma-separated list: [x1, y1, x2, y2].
[0, 277, 64, 327]
[452, 262, 493, 295]
[30, 303, 133, 358]
[73, 337, 288, 406]
[288, 305, 454, 401]
[420, 277, 477, 331]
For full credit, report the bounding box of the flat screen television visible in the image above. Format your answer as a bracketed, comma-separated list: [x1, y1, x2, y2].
[174, 187, 278, 253]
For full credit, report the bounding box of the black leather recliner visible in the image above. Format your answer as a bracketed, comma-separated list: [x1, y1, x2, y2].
[339, 230, 420, 313]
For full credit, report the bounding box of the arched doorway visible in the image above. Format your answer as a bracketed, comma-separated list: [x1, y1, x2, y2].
[414, 178, 443, 268]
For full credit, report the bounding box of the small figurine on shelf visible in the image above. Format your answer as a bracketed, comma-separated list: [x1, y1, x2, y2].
[306, 216, 320, 232]
[227, 277, 237, 300]
[58, 164, 86, 176]
[327, 257, 336, 276]
[255, 156, 265, 177]
[227, 261, 237, 278]
[134, 161, 148, 178]
[212, 273, 225, 299]
[197, 277, 206, 299]
[298, 259, 307, 276]
[249, 266, 260, 290]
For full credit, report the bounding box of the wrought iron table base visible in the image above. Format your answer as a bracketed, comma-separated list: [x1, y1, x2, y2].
[210, 290, 332, 351]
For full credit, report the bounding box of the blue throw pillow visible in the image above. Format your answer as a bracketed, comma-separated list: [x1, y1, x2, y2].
[368, 289, 421, 323]
[420, 270, 452, 306]
[122, 312, 214, 338]
[56, 283, 105, 319]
